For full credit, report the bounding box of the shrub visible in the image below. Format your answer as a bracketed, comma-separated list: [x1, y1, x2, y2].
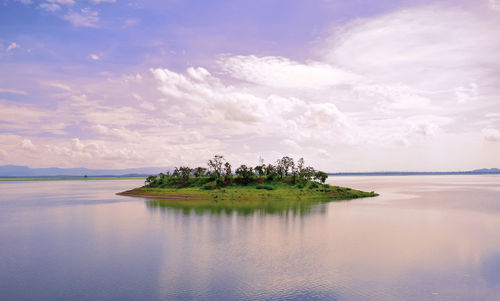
[235, 164, 256, 185]
[216, 177, 225, 187]
[203, 182, 217, 190]
[256, 184, 274, 190]
[309, 182, 319, 189]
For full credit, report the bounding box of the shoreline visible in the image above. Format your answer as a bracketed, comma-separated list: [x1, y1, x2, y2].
[117, 185, 379, 203]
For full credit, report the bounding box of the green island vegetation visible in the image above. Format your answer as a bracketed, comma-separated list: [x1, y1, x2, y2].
[119, 155, 378, 215]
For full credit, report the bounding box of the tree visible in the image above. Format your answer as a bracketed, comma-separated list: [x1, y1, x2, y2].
[276, 156, 295, 178]
[178, 166, 192, 181]
[297, 158, 305, 174]
[265, 164, 276, 181]
[314, 171, 328, 183]
[302, 166, 316, 180]
[281, 156, 295, 176]
[235, 164, 255, 185]
[193, 167, 207, 178]
[254, 164, 265, 177]
[145, 175, 158, 186]
[207, 155, 225, 178]
[224, 162, 233, 185]
[275, 159, 285, 178]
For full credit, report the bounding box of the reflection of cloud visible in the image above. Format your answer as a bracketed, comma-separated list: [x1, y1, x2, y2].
[481, 251, 500, 287]
[147, 176, 500, 299]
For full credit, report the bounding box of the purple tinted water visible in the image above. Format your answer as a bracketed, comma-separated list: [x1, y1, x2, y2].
[0, 176, 499, 300]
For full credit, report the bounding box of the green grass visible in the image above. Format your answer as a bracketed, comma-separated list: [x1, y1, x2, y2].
[0, 177, 146, 182]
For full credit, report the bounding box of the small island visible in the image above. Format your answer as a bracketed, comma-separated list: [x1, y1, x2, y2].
[118, 156, 378, 209]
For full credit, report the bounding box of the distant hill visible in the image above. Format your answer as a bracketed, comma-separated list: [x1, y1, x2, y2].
[330, 168, 500, 176]
[471, 168, 500, 173]
[1, 165, 499, 178]
[0, 165, 171, 178]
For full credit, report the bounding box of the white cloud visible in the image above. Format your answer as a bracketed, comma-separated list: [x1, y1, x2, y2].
[63, 8, 99, 27]
[2, 2, 500, 171]
[489, 0, 500, 11]
[40, 3, 60, 12]
[6, 42, 19, 52]
[91, 0, 116, 3]
[49, 0, 74, 4]
[0, 102, 48, 123]
[280, 139, 300, 150]
[47, 82, 72, 91]
[303, 103, 346, 128]
[89, 53, 100, 60]
[21, 139, 36, 151]
[317, 149, 331, 159]
[482, 128, 500, 142]
[219, 55, 360, 89]
[323, 5, 500, 91]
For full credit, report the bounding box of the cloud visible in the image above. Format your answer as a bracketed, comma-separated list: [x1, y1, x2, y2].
[89, 54, 100, 60]
[123, 19, 139, 28]
[48, 0, 74, 4]
[303, 103, 346, 128]
[323, 5, 500, 91]
[6, 42, 19, 52]
[0, 102, 48, 123]
[2, 2, 500, 171]
[63, 8, 99, 27]
[317, 149, 331, 159]
[219, 55, 360, 89]
[21, 139, 36, 151]
[91, 0, 116, 3]
[490, 0, 500, 11]
[47, 82, 72, 91]
[0, 88, 28, 95]
[39, 0, 74, 11]
[482, 128, 500, 142]
[39, 3, 60, 12]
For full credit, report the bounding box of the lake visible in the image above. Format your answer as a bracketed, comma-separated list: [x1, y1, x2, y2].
[1, 176, 499, 300]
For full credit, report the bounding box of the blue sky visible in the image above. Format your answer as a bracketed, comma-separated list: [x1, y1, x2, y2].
[1, 0, 500, 171]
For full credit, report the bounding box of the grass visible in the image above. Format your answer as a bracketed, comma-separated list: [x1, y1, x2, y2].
[0, 177, 146, 182]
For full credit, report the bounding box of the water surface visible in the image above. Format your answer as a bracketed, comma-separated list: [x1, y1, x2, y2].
[1, 176, 499, 300]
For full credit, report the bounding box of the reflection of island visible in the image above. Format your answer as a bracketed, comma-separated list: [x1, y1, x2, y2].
[118, 155, 378, 214]
[145, 197, 330, 216]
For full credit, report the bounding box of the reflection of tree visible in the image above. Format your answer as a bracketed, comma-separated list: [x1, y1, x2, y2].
[145, 198, 336, 217]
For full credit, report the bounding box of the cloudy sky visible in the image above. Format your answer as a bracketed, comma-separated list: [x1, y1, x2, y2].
[0, 0, 499, 171]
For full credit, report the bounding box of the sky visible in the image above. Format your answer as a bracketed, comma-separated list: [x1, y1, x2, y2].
[0, 0, 499, 172]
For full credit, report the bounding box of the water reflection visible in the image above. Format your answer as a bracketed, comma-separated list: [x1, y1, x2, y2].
[1, 176, 500, 300]
[145, 197, 331, 216]
[481, 251, 500, 288]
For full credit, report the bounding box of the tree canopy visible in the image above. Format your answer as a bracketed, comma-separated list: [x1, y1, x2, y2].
[145, 155, 328, 189]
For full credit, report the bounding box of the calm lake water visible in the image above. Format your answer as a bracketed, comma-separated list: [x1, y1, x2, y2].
[1, 176, 500, 300]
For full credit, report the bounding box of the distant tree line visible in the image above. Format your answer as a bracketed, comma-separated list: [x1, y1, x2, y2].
[145, 155, 328, 188]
